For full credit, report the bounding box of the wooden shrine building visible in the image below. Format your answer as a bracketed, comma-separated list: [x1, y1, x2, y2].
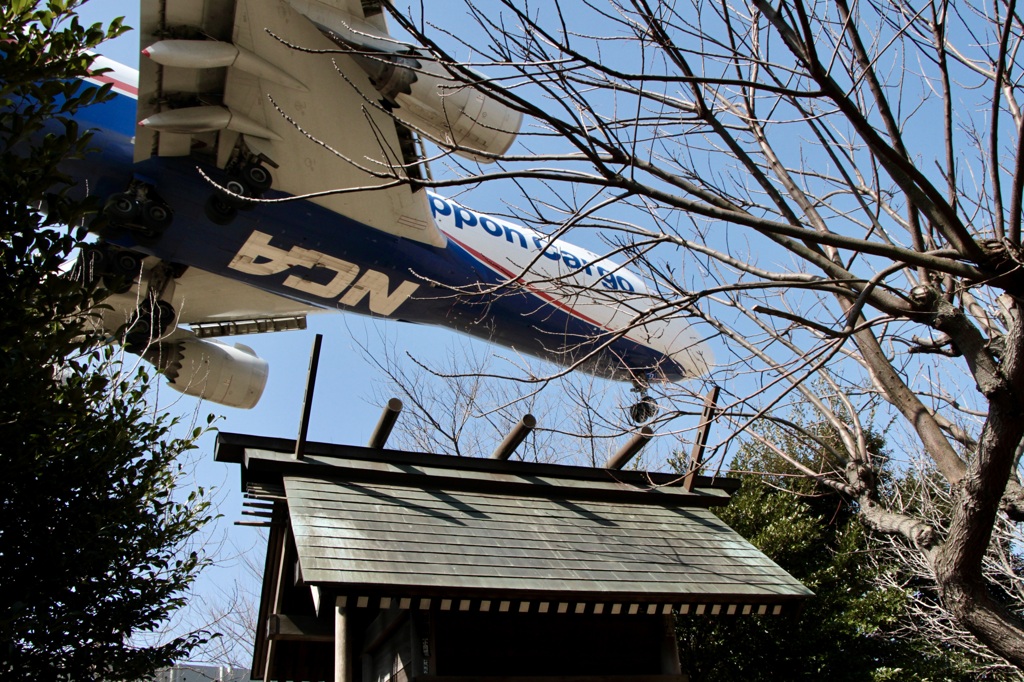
[216, 428, 812, 682]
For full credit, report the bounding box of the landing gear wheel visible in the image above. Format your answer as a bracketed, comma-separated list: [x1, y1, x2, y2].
[124, 299, 175, 352]
[141, 201, 173, 235]
[110, 250, 143, 280]
[222, 179, 254, 210]
[205, 195, 237, 225]
[241, 163, 272, 193]
[104, 193, 139, 224]
[629, 395, 658, 424]
[75, 246, 107, 286]
[124, 318, 150, 351]
[105, 249, 140, 288]
[153, 300, 175, 334]
[77, 245, 140, 294]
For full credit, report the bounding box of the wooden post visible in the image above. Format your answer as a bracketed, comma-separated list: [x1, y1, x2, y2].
[295, 334, 323, 459]
[368, 398, 403, 449]
[661, 613, 684, 675]
[263, 525, 291, 680]
[490, 414, 537, 460]
[335, 597, 350, 682]
[604, 426, 654, 470]
[683, 386, 721, 491]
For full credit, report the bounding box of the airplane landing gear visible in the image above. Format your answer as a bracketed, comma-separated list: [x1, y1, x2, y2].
[630, 396, 658, 424]
[205, 194, 237, 225]
[102, 184, 173, 237]
[122, 262, 180, 353]
[124, 299, 175, 353]
[74, 244, 143, 294]
[241, 162, 272, 193]
[142, 200, 173, 233]
[104, 193, 139, 224]
[629, 382, 658, 424]
[205, 159, 273, 225]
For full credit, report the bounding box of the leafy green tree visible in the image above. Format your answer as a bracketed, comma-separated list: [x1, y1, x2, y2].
[675, 421, 1008, 681]
[0, 2, 213, 678]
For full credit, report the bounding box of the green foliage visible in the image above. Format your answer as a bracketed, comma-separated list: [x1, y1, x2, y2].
[1, 1, 124, 234]
[0, 351, 214, 678]
[0, 2, 213, 678]
[675, 421, 997, 681]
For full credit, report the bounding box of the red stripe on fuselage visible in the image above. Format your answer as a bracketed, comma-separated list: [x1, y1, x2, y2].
[85, 75, 138, 97]
[443, 231, 646, 347]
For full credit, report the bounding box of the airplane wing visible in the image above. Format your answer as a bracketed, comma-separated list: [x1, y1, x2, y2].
[134, 0, 446, 247]
[90, 253, 320, 334]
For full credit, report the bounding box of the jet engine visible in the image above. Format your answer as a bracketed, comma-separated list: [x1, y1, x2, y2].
[149, 336, 269, 409]
[318, 25, 522, 161]
[355, 52, 523, 162]
[140, 5, 522, 163]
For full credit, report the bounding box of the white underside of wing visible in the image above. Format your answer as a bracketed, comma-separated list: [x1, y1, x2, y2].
[96, 262, 322, 334]
[135, 0, 445, 247]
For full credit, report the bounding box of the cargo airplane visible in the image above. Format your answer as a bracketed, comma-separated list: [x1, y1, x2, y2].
[55, 0, 711, 421]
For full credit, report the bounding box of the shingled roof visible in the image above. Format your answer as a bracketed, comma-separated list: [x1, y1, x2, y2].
[217, 432, 813, 616]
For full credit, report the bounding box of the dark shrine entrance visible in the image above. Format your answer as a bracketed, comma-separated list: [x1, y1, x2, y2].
[429, 611, 671, 677]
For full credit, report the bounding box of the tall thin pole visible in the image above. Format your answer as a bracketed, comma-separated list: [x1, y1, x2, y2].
[604, 426, 654, 470]
[295, 333, 323, 459]
[490, 414, 537, 460]
[368, 398, 403, 449]
[683, 386, 721, 491]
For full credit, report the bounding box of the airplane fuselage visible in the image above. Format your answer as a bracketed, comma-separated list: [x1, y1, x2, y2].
[59, 59, 707, 394]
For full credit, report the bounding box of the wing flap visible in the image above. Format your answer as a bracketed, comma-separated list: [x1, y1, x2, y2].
[96, 262, 322, 334]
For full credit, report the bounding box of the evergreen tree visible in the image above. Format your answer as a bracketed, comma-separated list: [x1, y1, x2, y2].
[676, 420, 1010, 681]
[0, 2, 213, 678]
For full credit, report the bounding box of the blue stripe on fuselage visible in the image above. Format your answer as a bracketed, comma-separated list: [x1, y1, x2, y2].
[75, 85, 137, 138]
